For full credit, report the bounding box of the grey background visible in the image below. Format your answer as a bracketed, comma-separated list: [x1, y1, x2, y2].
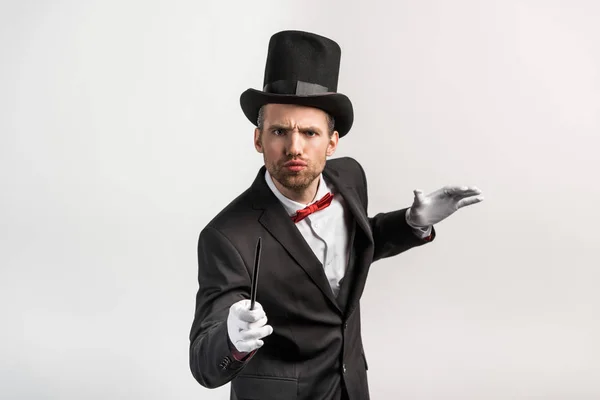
[1, 0, 599, 399]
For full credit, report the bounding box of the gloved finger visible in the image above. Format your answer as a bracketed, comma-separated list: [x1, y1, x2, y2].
[449, 191, 482, 202]
[233, 299, 264, 312]
[230, 300, 248, 318]
[237, 308, 266, 323]
[232, 299, 253, 311]
[248, 315, 268, 330]
[413, 189, 425, 205]
[231, 309, 265, 329]
[446, 186, 482, 196]
[234, 338, 265, 353]
[456, 195, 484, 209]
[240, 325, 273, 341]
[234, 301, 265, 322]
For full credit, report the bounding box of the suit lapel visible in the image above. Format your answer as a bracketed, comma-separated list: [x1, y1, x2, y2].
[322, 163, 375, 318]
[334, 214, 356, 311]
[322, 165, 373, 245]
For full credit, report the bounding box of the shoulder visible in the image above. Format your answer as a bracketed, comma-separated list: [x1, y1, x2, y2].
[325, 156, 369, 207]
[200, 187, 260, 240]
[326, 156, 368, 188]
[326, 156, 365, 178]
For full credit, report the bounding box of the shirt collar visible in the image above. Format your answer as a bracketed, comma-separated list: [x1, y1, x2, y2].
[264, 169, 332, 216]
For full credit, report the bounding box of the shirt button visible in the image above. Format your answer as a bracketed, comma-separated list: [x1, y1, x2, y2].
[344, 322, 348, 330]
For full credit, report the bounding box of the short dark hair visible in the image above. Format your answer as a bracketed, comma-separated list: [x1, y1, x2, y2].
[256, 105, 336, 136]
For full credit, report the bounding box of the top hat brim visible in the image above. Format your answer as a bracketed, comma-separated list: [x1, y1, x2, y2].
[240, 88, 354, 138]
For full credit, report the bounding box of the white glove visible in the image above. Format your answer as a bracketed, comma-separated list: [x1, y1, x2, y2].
[227, 299, 273, 353]
[407, 185, 484, 227]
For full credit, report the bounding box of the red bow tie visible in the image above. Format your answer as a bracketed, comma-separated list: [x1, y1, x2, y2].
[291, 192, 334, 223]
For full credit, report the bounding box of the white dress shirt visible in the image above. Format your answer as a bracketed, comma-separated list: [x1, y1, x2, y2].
[264, 170, 432, 298]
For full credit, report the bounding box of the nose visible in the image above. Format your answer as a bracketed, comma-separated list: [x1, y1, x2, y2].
[285, 130, 303, 156]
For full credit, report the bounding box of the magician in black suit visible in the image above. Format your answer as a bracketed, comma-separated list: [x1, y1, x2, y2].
[189, 30, 484, 400]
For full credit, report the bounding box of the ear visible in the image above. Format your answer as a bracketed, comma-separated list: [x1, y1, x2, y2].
[326, 131, 339, 156]
[254, 128, 263, 153]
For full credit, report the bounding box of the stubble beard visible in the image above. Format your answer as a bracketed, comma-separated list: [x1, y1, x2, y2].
[266, 156, 325, 194]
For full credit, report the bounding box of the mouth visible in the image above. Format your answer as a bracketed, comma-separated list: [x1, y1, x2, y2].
[284, 165, 306, 172]
[282, 160, 308, 171]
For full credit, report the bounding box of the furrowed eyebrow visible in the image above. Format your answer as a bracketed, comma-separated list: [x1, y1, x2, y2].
[299, 126, 322, 134]
[268, 124, 291, 131]
[267, 124, 322, 134]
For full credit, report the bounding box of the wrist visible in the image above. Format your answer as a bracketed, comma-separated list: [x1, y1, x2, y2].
[406, 208, 429, 229]
[227, 335, 252, 361]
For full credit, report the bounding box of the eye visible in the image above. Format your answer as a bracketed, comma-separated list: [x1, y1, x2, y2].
[305, 131, 317, 137]
[272, 129, 284, 135]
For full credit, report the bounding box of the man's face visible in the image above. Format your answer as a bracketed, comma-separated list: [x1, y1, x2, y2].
[254, 103, 338, 194]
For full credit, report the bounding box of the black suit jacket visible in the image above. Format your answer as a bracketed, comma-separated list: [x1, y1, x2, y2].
[189, 157, 435, 400]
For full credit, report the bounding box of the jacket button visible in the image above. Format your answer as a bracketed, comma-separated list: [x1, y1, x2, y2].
[219, 356, 231, 370]
[342, 364, 347, 374]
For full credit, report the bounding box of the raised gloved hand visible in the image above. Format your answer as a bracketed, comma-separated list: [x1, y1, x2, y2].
[227, 299, 273, 353]
[407, 186, 484, 228]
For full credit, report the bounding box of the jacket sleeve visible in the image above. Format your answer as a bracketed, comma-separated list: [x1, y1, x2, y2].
[369, 207, 435, 262]
[351, 158, 436, 262]
[189, 226, 256, 388]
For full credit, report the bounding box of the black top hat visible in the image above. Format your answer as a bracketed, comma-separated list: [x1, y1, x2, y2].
[240, 30, 354, 137]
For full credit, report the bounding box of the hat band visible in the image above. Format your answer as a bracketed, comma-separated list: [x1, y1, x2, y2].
[263, 80, 329, 96]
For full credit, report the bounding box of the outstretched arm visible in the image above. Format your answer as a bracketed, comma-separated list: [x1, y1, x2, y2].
[352, 159, 483, 261]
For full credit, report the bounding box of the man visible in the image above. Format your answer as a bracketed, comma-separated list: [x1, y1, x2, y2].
[189, 30, 483, 400]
